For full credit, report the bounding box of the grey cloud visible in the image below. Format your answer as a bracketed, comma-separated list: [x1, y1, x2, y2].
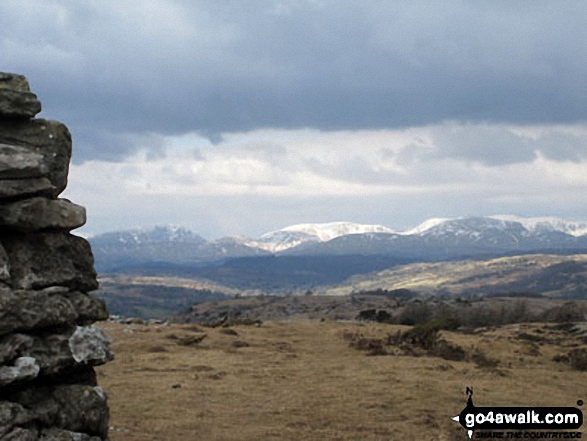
[420, 124, 587, 166]
[2, 0, 587, 162]
[70, 127, 166, 163]
[534, 132, 587, 163]
[428, 125, 537, 166]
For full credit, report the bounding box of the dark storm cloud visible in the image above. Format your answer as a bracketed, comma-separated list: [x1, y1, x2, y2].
[2, 0, 587, 162]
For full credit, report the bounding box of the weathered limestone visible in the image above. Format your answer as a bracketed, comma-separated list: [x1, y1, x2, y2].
[0, 119, 72, 197]
[0, 73, 110, 440]
[2, 233, 98, 291]
[0, 177, 54, 200]
[0, 357, 39, 386]
[0, 144, 47, 179]
[0, 73, 42, 119]
[0, 290, 107, 336]
[0, 198, 86, 232]
[7, 383, 109, 438]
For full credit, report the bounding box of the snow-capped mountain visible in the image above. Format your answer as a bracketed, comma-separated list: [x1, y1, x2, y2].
[281, 222, 395, 241]
[90, 216, 587, 272]
[90, 226, 266, 271]
[92, 225, 206, 246]
[247, 222, 395, 252]
[402, 215, 587, 238]
[283, 216, 587, 258]
[489, 215, 587, 237]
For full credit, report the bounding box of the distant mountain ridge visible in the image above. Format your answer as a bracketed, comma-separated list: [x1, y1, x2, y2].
[89, 216, 587, 273]
[245, 221, 395, 252]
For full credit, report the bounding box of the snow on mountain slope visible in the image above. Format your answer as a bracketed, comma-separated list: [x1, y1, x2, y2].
[281, 222, 395, 241]
[398, 216, 587, 238]
[247, 222, 395, 252]
[90, 216, 587, 264]
[399, 218, 450, 235]
[91, 225, 206, 246]
[490, 215, 587, 237]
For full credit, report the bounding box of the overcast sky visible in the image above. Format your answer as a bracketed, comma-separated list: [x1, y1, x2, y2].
[2, 0, 587, 238]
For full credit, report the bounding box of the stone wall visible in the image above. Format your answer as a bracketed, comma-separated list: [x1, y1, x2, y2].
[0, 73, 112, 441]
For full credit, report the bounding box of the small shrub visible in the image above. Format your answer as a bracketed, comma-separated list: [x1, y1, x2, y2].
[469, 347, 500, 369]
[401, 322, 442, 350]
[542, 302, 587, 323]
[356, 309, 394, 323]
[177, 334, 207, 346]
[517, 332, 545, 343]
[220, 328, 239, 336]
[568, 348, 587, 371]
[223, 318, 262, 327]
[504, 300, 535, 323]
[397, 303, 433, 326]
[433, 317, 461, 331]
[431, 340, 466, 361]
[552, 354, 570, 363]
[232, 340, 250, 348]
[376, 310, 393, 323]
[356, 309, 377, 321]
[147, 346, 168, 353]
[459, 306, 504, 328]
[354, 337, 387, 356]
[548, 322, 577, 332]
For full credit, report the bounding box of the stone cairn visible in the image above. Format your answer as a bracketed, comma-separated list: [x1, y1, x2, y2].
[0, 73, 112, 440]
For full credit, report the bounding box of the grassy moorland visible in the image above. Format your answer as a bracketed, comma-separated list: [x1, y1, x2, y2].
[97, 319, 586, 440]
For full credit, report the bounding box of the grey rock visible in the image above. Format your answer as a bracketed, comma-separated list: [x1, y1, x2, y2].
[38, 288, 107, 325]
[2, 233, 98, 291]
[12, 384, 109, 438]
[0, 144, 47, 179]
[0, 73, 41, 119]
[0, 177, 54, 200]
[40, 428, 103, 441]
[0, 290, 77, 336]
[69, 326, 113, 365]
[0, 333, 33, 365]
[0, 89, 42, 120]
[0, 402, 32, 438]
[0, 427, 38, 441]
[0, 245, 9, 285]
[0, 119, 72, 197]
[54, 385, 109, 437]
[40, 286, 70, 296]
[0, 198, 86, 232]
[0, 73, 32, 92]
[0, 289, 107, 336]
[25, 332, 76, 376]
[0, 357, 40, 386]
[0, 329, 108, 376]
[61, 292, 108, 325]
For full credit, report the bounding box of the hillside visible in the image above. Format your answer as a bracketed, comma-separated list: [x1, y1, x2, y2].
[94, 275, 238, 319]
[323, 254, 587, 298]
[95, 254, 587, 319]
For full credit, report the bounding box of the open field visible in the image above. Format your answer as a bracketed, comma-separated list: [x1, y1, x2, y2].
[97, 320, 587, 440]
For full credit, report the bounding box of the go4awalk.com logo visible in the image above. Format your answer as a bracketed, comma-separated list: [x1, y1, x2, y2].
[452, 388, 583, 439]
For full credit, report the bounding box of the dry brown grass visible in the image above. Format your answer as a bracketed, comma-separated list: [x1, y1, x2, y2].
[97, 321, 586, 441]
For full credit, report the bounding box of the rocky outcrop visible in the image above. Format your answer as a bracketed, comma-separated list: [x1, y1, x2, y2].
[0, 73, 111, 440]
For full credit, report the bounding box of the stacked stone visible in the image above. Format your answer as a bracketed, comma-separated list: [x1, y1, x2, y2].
[0, 73, 112, 441]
